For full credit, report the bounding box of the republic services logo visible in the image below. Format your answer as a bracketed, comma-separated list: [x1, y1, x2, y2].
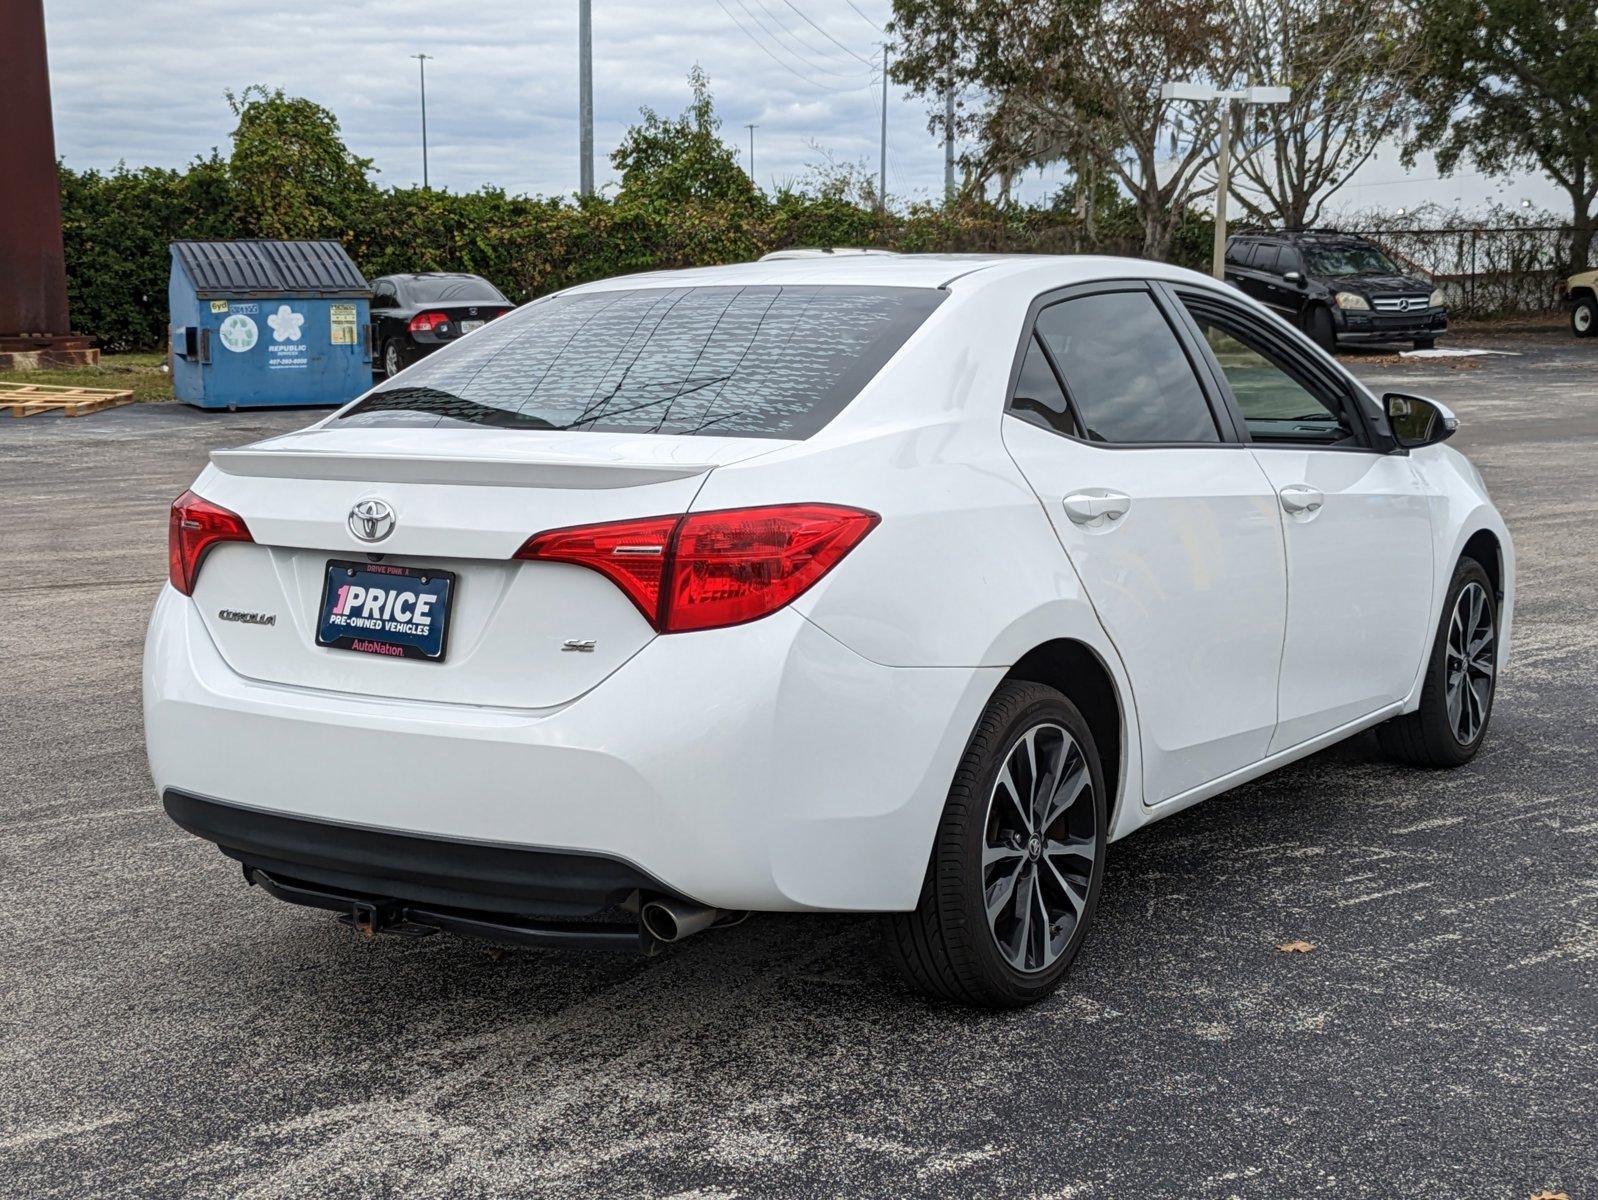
[266, 305, 305, 341]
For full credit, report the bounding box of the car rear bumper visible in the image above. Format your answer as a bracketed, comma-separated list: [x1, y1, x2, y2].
[163, 788, 670, 913]
[145, 585, 999, 913]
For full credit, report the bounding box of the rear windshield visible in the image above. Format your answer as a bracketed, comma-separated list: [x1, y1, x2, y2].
[405, 276, 508, 304]
[341, 284, 945, 439]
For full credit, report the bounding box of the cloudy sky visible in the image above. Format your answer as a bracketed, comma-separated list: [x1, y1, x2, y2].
[42, 0, 1564, 219]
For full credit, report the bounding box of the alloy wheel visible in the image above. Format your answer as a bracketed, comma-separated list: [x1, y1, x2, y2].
[982, 722, 1097, 974]
[1445, 580, 1495, 745]
[385, 342, 400, 376]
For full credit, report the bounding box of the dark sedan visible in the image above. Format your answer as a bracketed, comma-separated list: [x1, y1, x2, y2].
[370, 273, 515, 377]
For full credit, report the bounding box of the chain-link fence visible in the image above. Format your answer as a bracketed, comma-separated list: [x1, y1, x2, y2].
[1344, 225, 1576, 318]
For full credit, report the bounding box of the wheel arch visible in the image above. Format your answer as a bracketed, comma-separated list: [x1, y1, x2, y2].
[1001, 638, 1130, 835]
[1403, 500, 1515, 713]
[1460, 527, 1504, 603]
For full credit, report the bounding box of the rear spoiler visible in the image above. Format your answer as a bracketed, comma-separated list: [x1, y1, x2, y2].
[209, 447, 715, 489]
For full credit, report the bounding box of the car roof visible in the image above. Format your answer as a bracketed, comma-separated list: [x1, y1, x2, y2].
[380, 272, 490, 282]
[561, 253, 1221, 296]
[1230, 230, 1375, 247]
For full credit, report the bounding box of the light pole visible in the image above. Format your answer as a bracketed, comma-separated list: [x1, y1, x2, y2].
[746, 123, 758, 186]
[878, 43, 888, 213]
[411, 53, 433, 189]
[1159, 82, 1291, 279]
[578, 0, 593, 197]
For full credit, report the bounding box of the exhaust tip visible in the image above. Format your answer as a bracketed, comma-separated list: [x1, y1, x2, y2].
[640, 897, 719, 944]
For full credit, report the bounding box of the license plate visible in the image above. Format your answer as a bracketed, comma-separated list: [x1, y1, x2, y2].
[460, 320, 485, 333]
[316, 560, 455, 661]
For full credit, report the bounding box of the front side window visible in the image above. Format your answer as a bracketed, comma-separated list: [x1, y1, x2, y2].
[1033, 291, 1218, 444]
[1183, 301, 1355, 445]
[341, 285, 945, 439]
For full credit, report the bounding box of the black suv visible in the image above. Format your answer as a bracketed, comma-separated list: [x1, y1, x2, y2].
[1224, 230, 1447, 352]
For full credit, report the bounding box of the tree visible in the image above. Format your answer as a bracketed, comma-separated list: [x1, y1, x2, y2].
[610, 67, 756, 208]
[1228, 0, 1420, 228]
[892, 0, 1240, 259]
[1405, 0, 1598, 268]
[226, 85, 374, 239]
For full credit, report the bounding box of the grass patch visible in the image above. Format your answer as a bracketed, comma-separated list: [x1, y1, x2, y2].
[0, 352, 173, 403]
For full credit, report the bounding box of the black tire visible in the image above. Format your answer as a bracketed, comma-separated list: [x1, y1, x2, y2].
[1413, 336, 1437, 350]
[1572, 296, 1597, 338]
[382, 338, 404, 378]
[1306, 305, 1336, 352]
[882, 680, 1107, 1008]
[1378, 557, 1498, 767]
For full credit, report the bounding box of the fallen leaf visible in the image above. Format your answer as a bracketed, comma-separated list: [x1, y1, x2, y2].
[1528, 1191, 1569, 1200]
[1276, 940, 1317, 953]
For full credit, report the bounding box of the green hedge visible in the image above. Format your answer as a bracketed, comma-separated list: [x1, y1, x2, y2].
[60, 161, 1211, 352]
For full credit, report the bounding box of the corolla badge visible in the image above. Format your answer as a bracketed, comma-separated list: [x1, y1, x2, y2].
[348, 498, 397, 543]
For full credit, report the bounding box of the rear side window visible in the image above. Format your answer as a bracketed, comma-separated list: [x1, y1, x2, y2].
[1033, 291, 1218, 444]
[1008, 334, 1078, 437]
[342, 285, 945, 439]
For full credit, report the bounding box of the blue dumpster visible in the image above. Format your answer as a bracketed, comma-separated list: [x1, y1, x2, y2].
[168, 239, 372, 409]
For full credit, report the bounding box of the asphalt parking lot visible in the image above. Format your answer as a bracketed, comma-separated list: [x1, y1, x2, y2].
[2, 331, 1594, 1199]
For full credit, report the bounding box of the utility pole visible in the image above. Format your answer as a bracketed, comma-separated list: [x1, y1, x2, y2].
[878, 43, 888, 213]
[578, 0, 594, 197]
[943, 85, 955, 203]
[411, 53, 433, 189]
[746, 123, 758, 186]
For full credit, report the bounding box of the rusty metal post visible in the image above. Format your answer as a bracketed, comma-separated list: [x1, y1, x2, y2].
[0, 0, 72, 339]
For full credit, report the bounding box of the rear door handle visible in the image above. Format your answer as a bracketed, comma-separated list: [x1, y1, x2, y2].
[1063, 489, 1131, 527]
[1278, 484, 1324, 515]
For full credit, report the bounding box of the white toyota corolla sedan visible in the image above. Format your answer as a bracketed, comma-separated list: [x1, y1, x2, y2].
[146, 252, 1512, 1007]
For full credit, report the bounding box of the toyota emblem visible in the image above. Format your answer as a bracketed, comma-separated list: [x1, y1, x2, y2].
[348, 498, 396, 543]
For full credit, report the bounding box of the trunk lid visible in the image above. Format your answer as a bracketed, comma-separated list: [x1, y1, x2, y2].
[188, 426, 788, 708]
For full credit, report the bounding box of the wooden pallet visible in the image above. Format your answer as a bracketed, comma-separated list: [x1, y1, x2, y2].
[0, 381, 135, 418]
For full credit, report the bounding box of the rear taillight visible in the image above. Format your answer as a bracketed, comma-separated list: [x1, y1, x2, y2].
[408, 311, 450, 333]
[515, 514, 678, 625]
[168, 490, 252, 596]
[515, 504, 878, 633]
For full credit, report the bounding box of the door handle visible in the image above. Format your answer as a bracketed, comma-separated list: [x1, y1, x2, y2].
[1063, 489, 1131, 527]
[1278, 484, 1324, 515]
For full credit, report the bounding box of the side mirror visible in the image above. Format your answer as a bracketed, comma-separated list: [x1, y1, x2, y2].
[1385, 392, 1458, 448]
[1282, 271, 1304, 285]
